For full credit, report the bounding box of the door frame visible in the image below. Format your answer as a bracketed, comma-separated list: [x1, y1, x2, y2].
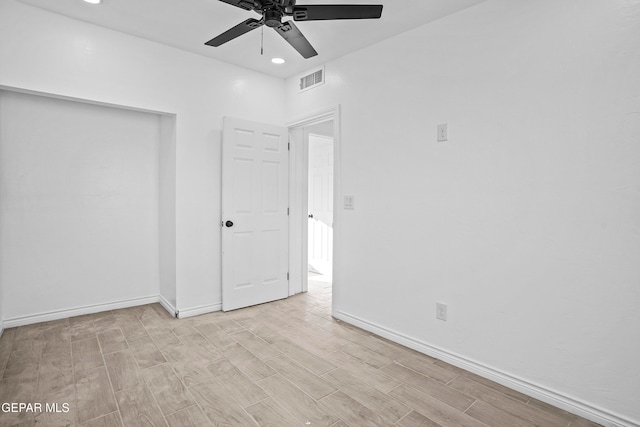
[287, 105, 341, 313]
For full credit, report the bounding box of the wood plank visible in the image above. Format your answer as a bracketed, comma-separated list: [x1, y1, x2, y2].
[271, 339, 336, 374]
[149, 329, 182, 350]
[213, 318, 245, 334]
[97, 328, 128, 354]
[165, 405, 211, 427]
[115, 383, 168, 427]
[231, 330, 282, 361]
[3, 348, 40, 381]
[178, 332, 223, 361]
[432, 360, 529, 404]
[465, 400, 537, 427]
[388, 384, 487, 427]
[0, 376, 38, 426]
[258, 373, 339, 426]
[382, 362, 475, 412]
[319, 391, 388, 427]
[33, 383, 76, 427]
[81, 412, 123, 427]
[340, 342, 392, 369]
[127, 335, 166, 369]
[41, 324, 71, 358]
[205, 358, 268, 407]
[221, 342, 276, 382]
[37, 352, 73, 397]
[394, 356, 457, 384]
[195, 322, 236, 347]
[189, 382, 258, 426]
[397, 410, 443, 427]
[69, 316, 96, 342]
[448, 376, 567, 427]
[322, 368, 411, 423]
[141, 363, 196, 415]
[75, 367, 118, 424]
[72, 337, 104, 373]
[324, 350, 400, 393]
[116, 315, 148, 340]
[104, 350, 143, 392]
[161, 345, 216, 387]
[265, 354, 336, 400]
[245, 397, 301, 427]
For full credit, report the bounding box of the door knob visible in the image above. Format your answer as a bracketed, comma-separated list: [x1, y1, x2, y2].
[225, 220, 234, 227]
[308, 214, 314, 218]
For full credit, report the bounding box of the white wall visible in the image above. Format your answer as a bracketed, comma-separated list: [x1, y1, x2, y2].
[285, 0, 640, 425]
[0, 90, 161, 320]
[0, 0, 285, 318]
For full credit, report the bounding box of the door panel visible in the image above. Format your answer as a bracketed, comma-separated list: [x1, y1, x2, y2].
[222, 117, 289, 311]
[308, 134, 334, 277]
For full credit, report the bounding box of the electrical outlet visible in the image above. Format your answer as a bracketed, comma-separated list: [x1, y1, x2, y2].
[343, 195, 355, 210]
[437, 123, 448, 142]
[436, 303, 447, 321]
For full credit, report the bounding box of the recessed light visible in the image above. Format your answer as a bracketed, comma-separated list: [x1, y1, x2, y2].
[83, 0, 101, 4]
[271, 57, 285, 65]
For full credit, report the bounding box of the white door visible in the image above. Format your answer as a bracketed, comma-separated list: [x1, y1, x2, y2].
[308, 134, 333, 277]
[221, 117, 289, 311]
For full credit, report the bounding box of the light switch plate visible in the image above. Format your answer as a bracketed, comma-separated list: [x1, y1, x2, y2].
[437, 123, 448, 142]
[343, 195, 355, 210]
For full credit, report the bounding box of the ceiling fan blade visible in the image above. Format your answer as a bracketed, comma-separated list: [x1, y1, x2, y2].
[274, 21, 318, 59]
[218, 0, 256, 11]
[292, 4, 383, 21]
[205, 18, 263, 47]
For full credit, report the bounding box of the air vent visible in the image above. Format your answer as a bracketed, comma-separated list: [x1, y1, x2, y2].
[299, 67, 325, 92]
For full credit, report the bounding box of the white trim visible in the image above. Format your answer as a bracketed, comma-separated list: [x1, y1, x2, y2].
[3, 295, 160, 328]
[287, 106, 337, 129]
[176, 303, 221, 319]
[158, 295, 177, 318]
[334, 310, 637, 427]
[0, 85, 176, 117]
[0, 321, 4, 339]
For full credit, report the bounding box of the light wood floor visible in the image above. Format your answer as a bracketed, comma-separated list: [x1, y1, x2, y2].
[0, 280, 601, 427]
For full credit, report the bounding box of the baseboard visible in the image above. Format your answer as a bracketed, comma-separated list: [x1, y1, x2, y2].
[176, 303, 221, 319]
[334, 310, 637, 427]
[0, 320, 4, 339]
[3, 295, 160, 328]
[158, 295, 177, 318]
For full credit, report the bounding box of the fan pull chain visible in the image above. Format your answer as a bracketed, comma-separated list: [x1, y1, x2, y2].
[260, 25, 264, 55]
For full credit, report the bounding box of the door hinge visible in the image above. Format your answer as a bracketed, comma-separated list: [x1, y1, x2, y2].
[287, 208, 290, 215]
[288, 142, 290, 151]
[287, 272, 289, 280]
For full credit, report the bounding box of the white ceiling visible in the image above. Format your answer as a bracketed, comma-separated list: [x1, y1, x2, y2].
[17, 0, 486, 79]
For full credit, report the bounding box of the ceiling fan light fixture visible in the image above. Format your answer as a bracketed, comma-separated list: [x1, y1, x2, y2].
[271, 57, 286, 64]
[83, 0, 102, 4]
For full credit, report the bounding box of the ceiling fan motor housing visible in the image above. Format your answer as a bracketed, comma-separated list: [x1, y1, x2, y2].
[264, 9, 283, 27]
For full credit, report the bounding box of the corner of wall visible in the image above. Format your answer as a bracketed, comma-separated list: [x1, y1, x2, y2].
[158, 114, 177, 315]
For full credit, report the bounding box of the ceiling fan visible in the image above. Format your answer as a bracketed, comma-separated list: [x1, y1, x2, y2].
[205, 1, 383, 59]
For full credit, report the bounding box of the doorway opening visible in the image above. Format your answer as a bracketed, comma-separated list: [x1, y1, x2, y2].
[306, 124, 334, 298]
[288, 106, 339, 312]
